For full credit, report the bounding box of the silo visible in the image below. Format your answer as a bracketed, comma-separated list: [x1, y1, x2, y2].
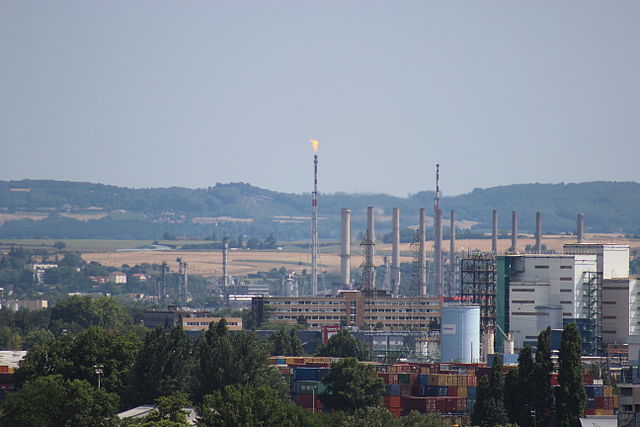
[441, 305, 481, 363]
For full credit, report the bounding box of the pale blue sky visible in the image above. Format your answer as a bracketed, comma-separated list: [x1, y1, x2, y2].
[1, 1, 638, 196]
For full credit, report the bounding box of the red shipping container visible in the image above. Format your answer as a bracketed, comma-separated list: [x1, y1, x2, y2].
[595, 397, 605, 408]
[550, 374, 559, 386]
[583, 373, 593, 385]
[296, 394, 314, 408]
[386, 396, 402, 408]
[435, 398, 447, 413]
[448, 386, 458, 397]
[585, 409, 596, 416]
[0, 366, 9, 374]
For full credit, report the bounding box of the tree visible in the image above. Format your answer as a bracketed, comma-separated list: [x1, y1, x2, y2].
[126, 326, 193, 406]
[197, 384, 321, 427]
[556, 323, 585, 427]
[0, 374, 118, 427]
[533, 327, 554, 426]
[132, 392, 191, 426]
[15, 326, 140, 397]
[192, 319, 285, 402]
[472, 355, 509, 427]
[53, 241, 66, 250]
[49, 295, 129, 335]
[512, 346, 535, 427]
[269, 327, 303, 356]
[319, 357, 385, 413]
[503, 369, 520, 425]
[22, 328, 54, 350]
[316, 328, 370, 361]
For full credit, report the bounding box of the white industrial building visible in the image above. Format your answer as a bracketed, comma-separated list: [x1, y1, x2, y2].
[505, 243, 635, 350]
[507, 253, 598, 349]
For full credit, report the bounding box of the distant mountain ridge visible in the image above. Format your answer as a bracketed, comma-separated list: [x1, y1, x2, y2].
[0, 180, 638, 239]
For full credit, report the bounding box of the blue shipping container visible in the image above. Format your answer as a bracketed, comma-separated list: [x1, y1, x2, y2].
[295, 368, 318, 381]
[316, 369, 330, 381]
[385, 384, 401, 396]
[419, 374, 429, 386]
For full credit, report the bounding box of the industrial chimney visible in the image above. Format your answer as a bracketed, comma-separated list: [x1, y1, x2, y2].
[577, 213, 584, 243]
[492, 210, 498, 254]
[340, 208, 351, 287]
[535, 212, 542, 254]
[511, 211, 518, 252]
[449, 209, 456, 295]
[391, 208, 401, 295]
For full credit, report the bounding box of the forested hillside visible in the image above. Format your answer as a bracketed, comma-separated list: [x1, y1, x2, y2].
[1, 180, 638, 240]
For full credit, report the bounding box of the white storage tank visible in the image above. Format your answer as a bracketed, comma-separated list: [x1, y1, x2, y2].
[441, 305, 481, 363]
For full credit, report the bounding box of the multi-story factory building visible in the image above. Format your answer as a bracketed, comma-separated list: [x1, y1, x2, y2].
[496, 243, 637, 352]
[252, 290, 441, 330]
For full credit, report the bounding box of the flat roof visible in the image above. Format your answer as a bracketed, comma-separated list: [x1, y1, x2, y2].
[0, 351, 27, 368]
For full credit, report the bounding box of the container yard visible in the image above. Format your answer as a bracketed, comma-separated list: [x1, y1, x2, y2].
[271, 356, 619, 421]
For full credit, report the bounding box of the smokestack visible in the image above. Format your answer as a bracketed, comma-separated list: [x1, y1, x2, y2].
[161, 261, 168, 304]
[311, 152, 319, 295]
[492, 210, 498, 254]
[577, 213, 584, 243]
[391, 208, 401, 295]
[361, 206, 376, 291]
[450, 209, 456, 295]
[434, 208, 443, 296]
[419, 208, 427, 296]
[183, 262, 188, 303]
[340, 208, 351, 287]
[383, 256, 391, 290]
[511, 211, 518, 252]
[535, 212, 542, 254]
[223, 236, 229, 306]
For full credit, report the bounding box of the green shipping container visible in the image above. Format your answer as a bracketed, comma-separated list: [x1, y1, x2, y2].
[398, 374, 410, 385]
[296, 381, 326, 395]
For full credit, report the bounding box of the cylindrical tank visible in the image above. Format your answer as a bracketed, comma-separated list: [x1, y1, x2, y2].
[441, 305, 481, 363]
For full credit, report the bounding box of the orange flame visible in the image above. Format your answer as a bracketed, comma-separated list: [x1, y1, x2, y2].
[310, 139, 318, 153]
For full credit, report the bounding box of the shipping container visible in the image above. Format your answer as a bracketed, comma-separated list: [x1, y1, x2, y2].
[385, 384, 401, 396]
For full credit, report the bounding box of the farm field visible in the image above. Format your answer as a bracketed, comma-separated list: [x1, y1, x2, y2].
[2, 233, 637, 278]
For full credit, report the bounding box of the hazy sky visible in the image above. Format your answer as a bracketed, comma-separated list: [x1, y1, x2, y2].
[1, 1, 638, 197]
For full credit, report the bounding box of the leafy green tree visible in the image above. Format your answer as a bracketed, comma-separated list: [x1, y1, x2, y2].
[269, 326, 303, 356]
[192, 319, 285, 402]
[556, 323, 585, 427]
[53, 241, 66, 250]
[533, 327, 554, 426]
[127, 392, 192, 426]
[319, 357, 385, 413]
[49, 295, 129, 335]
[510, 346, 535, 426]
[472, 355, 509, 427]
[0, 374, 118, 427]
[127, 326, 193, 406]
[23, 328, 54, 350]
[503, 369, 520, 424]
[197, 384, 322, 427]
[15, 326, 140, 397]
[316, 328, 370, 360]
[400, 411, 452, 427]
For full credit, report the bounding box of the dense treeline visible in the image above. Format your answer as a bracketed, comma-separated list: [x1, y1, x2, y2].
[2, 180, 640, 240]
[472, 325, 586, 427]
[0, 295, 453, 426]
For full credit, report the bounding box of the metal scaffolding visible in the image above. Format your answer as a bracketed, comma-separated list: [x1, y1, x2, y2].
[460, 252, 497, 331]
[581, 271, 603, 355]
